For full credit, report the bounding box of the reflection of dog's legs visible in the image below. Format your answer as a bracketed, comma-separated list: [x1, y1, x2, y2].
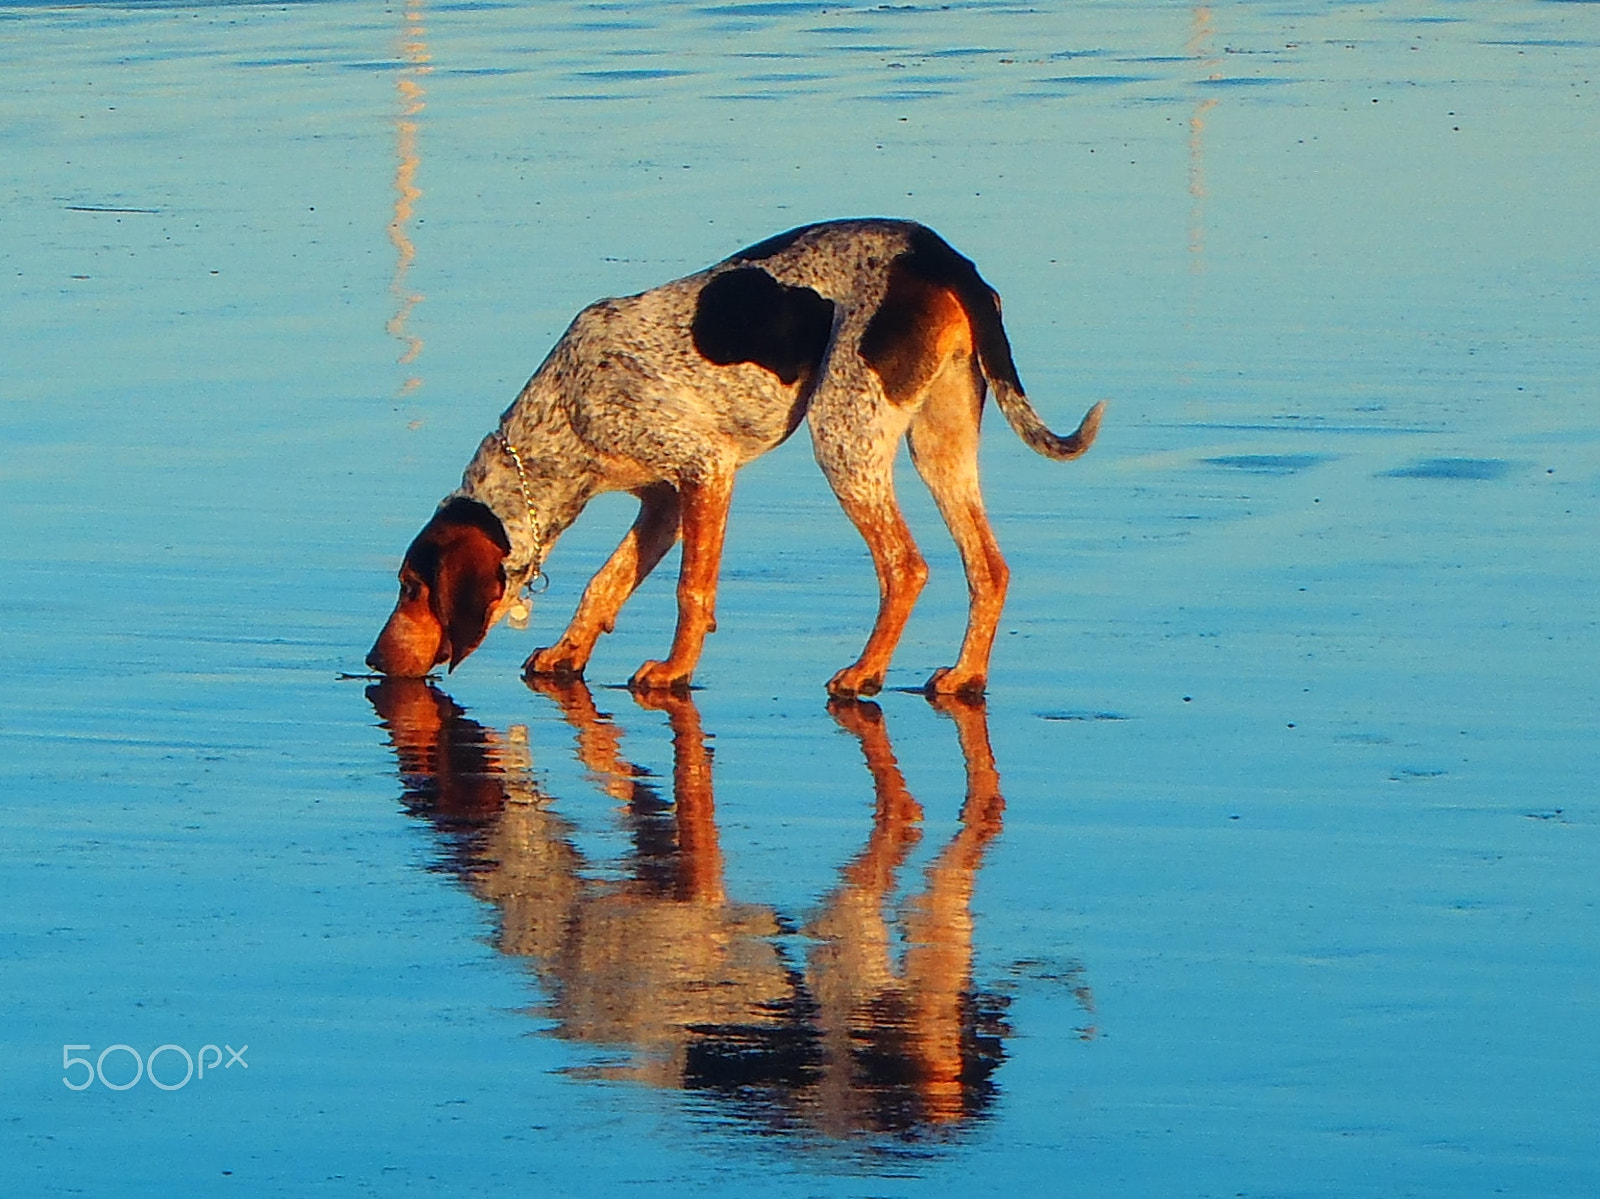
[827, 698, 924, 883]
[525, 674, 641, 805]
[525, 483, 681, 680]
[929, 694, 1004, 831]
[901, 695, 1006, 1120]
[634, 689, 724, 905]
[806, 700, 925, 1127]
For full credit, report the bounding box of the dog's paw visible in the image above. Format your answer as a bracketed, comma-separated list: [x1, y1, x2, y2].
[523, 645, 585, 680]
[924, 666, 987, 702]
[629, 659, 693, 695]
[826, 665, 884, 699]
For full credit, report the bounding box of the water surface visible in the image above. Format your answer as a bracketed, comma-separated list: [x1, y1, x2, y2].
[3, 1, 1597, 1195]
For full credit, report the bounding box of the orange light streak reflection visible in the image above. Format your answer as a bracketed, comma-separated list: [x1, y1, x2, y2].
[1187, 6, 1221, 281]
[387, 0, 429, 394]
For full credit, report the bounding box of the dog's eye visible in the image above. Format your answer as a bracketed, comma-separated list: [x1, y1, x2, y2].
[400, 577, 423, 602]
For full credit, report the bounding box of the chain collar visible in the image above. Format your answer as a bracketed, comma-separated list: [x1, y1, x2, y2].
[494, 432, 548, 624]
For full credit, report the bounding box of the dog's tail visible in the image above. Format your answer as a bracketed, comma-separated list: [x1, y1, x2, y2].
[991, 380, 1105, 462]
[912, 225, 1105, 461]
[963, 287, 1103, 462]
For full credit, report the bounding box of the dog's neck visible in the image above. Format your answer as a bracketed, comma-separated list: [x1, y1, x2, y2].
[452, 382, 601, 590]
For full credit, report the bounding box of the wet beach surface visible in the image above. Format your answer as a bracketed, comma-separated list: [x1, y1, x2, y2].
[3, 0, 1598, 1194]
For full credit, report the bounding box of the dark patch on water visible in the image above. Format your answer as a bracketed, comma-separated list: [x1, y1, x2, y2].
[700, 1, 839, 17]
[1004, 958, 1095, 1037]
[866, 88, 953, 102]
[1383, 457, 1511, 481]
[1204, 454, 1333, 475]
[1390, 767, 1447, 781]
[65, 203, 162, 214]
[574, 68, 693, 81]
[6, 0, 338, 8]
[1169, 420, 1439, 435]
[739, 71, 829, 83]
[1036, 74, 1156, 87]
[1039, 710, 1128, 722]
[1482, 38, 1592, 47]
[1195, 76, 1297, 88]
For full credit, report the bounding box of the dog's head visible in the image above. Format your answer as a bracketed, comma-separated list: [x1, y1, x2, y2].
[367, 498, 511, 677]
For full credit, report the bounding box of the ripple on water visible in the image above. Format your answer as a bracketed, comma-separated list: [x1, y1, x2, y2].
[1382, 457, 1513, 481]
[1204, 454, 1336, 475]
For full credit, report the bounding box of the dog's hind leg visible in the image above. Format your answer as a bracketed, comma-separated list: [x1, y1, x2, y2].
[825, 496, 928, 697]
[525, 482, 681, 680]
[811, 398, 928, 698]
[628, 466, 736, 694]
[907, 361, 1009, 700]
[825, 492, 928, 699]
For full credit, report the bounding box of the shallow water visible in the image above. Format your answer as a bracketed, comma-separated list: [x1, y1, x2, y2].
[3, 0, 1598, 1194]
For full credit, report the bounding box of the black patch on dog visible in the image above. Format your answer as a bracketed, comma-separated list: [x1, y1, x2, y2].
[859, 262, 945, 405]
[727, 223, 817, 262]
[691, 267, 836, 386]
[430, 497, 511, 553]
[405, 498, 510, 584]
[875, 224, 1024, 395]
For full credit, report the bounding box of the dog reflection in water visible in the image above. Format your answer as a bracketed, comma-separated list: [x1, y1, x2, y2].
[366, 678, 1019, 1135]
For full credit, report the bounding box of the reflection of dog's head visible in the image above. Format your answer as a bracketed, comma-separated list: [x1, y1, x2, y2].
[364, 678, 517, 835]
[367, 499, 510, 677]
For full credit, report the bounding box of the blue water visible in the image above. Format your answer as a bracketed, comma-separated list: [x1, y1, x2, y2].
[3, 0, 1597, 1194]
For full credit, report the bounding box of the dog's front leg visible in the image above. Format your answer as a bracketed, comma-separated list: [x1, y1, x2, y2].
[525, 484, 681, 680]
[629, 469, 734, 694]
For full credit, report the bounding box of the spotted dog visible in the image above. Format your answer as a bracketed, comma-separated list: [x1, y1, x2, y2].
[367, 218, 1103, 697]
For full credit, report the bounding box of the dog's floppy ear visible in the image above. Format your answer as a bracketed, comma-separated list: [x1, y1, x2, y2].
[418, 499, 510, 672]
[434, 534, 506, 671]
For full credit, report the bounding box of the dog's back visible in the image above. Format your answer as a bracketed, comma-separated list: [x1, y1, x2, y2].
[543, 220, 928, 468]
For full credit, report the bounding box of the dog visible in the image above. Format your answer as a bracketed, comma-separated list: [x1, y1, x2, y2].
[367, 218, 1103, 697]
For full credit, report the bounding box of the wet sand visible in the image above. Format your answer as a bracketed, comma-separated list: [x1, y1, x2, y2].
[3, 0, 1597, 1194]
